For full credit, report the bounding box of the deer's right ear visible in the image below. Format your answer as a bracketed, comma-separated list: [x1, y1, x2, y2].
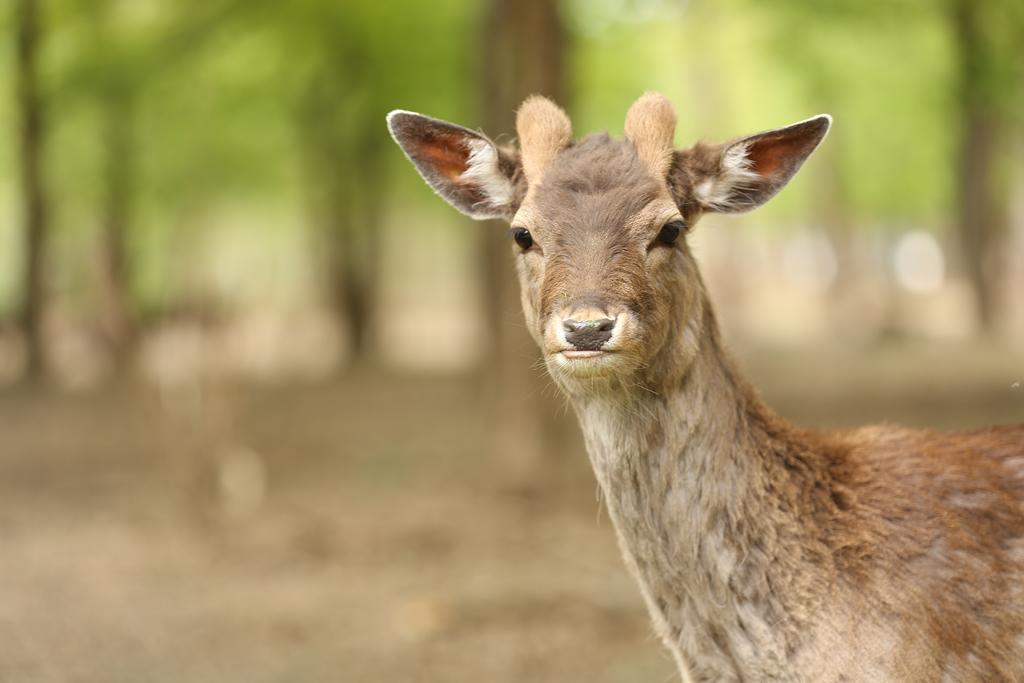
[673, 115, 831, 214]
[387, 110, 522, 220]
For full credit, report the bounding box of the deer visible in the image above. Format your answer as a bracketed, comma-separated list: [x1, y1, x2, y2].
[386, 93, 1024, 682]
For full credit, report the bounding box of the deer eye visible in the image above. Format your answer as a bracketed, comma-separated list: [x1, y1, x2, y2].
[511, 227, 534, 251]
[655, 220, 685, 247]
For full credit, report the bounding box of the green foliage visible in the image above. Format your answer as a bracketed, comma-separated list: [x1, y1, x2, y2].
[569, 0, 973, 223]
[1, 0, 1021, 315]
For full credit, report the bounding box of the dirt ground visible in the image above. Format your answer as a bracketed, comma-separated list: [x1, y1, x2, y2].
[0, 341, 1021, 683]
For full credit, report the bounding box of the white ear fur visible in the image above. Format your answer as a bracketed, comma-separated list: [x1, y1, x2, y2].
[693, 142, 761, 212]
[462, 138, 514, 211]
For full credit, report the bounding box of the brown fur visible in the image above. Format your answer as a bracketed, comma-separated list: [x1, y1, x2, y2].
[516, 95, 573, 184]
[386, 93, 1024, 682]
[624, 91, 677, 178]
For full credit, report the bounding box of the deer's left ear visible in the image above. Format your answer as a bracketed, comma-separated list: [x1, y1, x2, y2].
[674, 115, 831, 214]
[387, 110, 522, 220]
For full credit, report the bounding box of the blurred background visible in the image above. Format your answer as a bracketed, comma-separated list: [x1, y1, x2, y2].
[1, 0, 1022, 680]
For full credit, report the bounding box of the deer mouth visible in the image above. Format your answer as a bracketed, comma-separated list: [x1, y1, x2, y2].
[550, 349, 625, 378]
[561, 350, 607, 360]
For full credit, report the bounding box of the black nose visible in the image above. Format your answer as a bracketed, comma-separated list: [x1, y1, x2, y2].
[563, 318, 616, 350]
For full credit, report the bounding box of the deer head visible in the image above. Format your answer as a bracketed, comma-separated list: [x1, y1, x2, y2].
[388, 93, 830, 395]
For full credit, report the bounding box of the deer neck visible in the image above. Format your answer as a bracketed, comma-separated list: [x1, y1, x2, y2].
[570, 304, 826, 675]
[573, 306, 778, 521]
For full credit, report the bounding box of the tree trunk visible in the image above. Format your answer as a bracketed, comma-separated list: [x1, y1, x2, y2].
[331, 184, 379, 364]
[298, 73, 382, 367]
[98, 93, 137, 370]
[15, 0, 47, 379]
[952, 0, 1010, 334]
[479, 0, 571, 492]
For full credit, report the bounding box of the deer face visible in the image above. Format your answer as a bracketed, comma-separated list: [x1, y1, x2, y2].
[388, 94, 829, 393]
[508, 133, 693, 386]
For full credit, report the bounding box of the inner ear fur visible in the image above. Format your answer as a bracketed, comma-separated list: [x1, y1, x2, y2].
[672, 115, 832, 214]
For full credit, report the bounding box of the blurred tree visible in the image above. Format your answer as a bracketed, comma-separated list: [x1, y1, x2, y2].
[297, 49, 384, 364]
[90, 0, 139, 369]
[949, 0, 1020, 333]
[5, 0, 1019, 390]
[97, 83, 136, 365]
[48, 0, 257, 370]
[768, 5, 853, 282]
[767, 0, 1021, 333]
[480, 0, 571, 490]
[277, 0, 433, 366]
[267, 0, 470, 366]
[14, 0, 48, 378]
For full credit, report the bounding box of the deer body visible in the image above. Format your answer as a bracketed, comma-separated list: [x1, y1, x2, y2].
[576, 306, 1024, 681]
[388, 93, 1024, 681]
